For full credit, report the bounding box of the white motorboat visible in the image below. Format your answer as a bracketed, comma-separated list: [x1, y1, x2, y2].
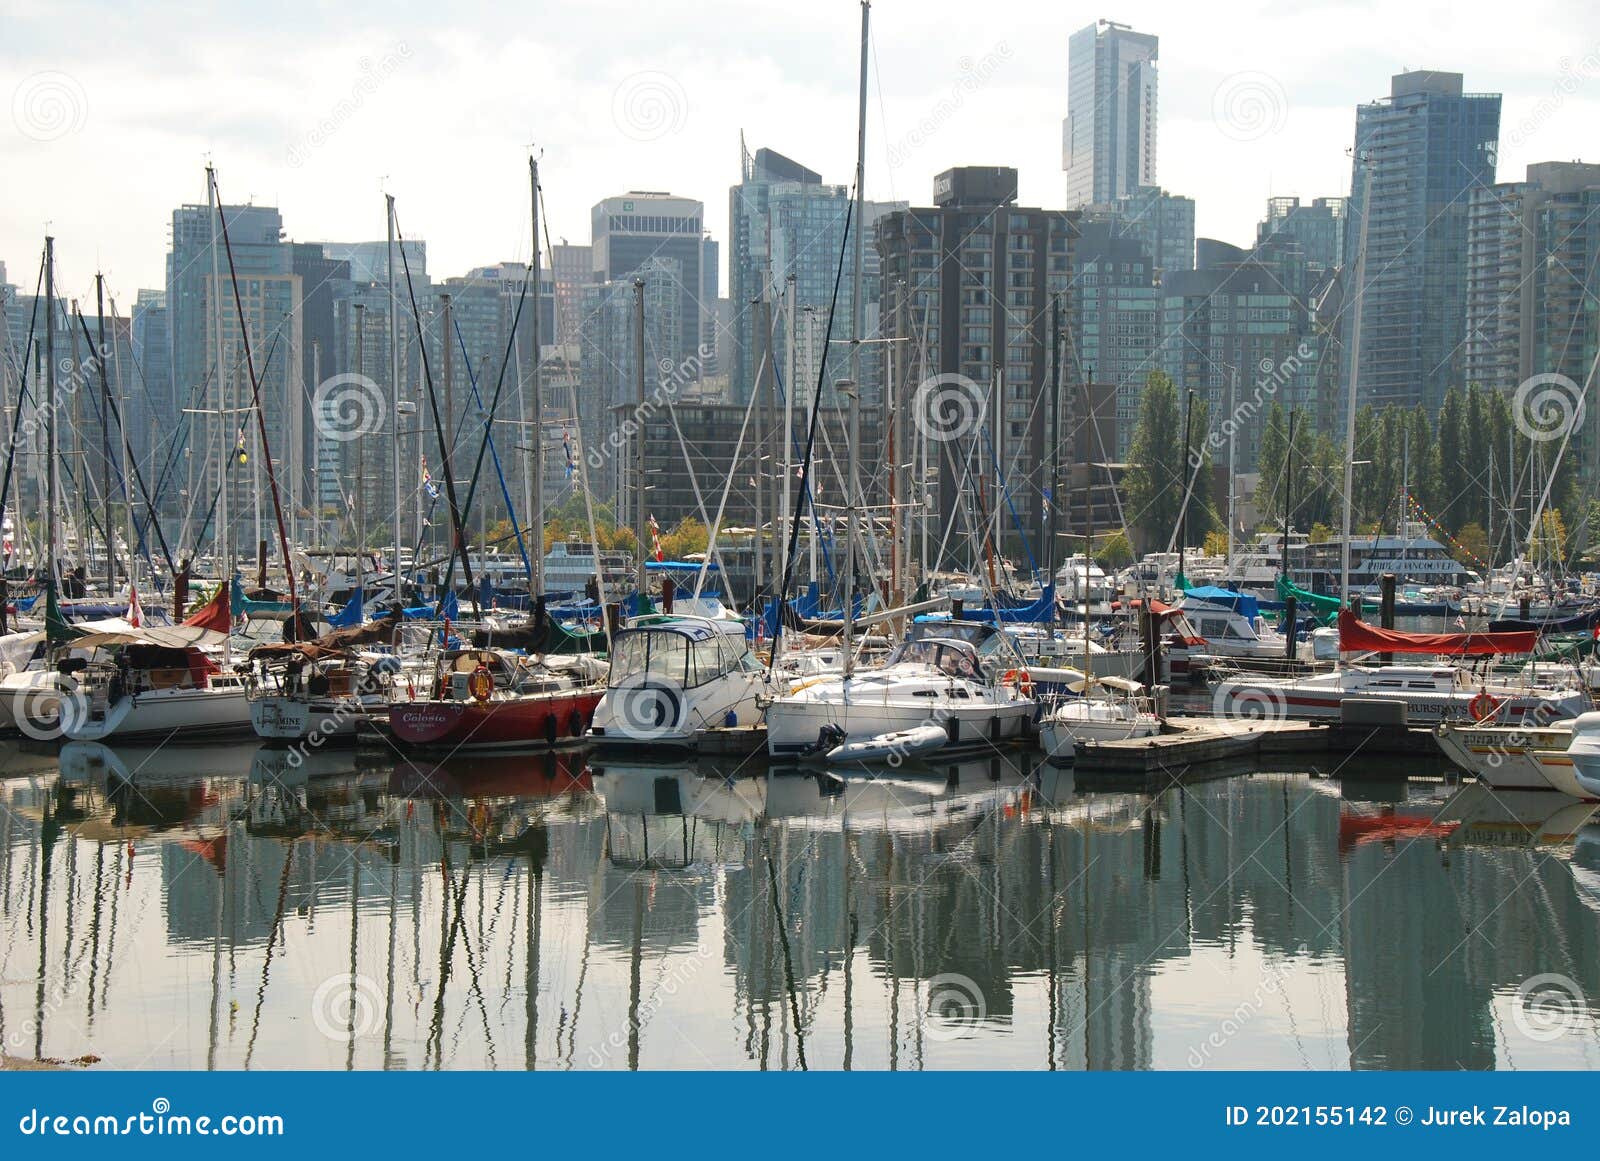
[1435, 720, 1591, 797]
[1563, 712, 1600, 800]
[1039, 676, 1161, 762]
[764, 621, 1033, 759]
[590, 614, 772, 750]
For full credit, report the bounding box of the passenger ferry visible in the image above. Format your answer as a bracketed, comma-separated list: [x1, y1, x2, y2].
[542, 537, 633, 601]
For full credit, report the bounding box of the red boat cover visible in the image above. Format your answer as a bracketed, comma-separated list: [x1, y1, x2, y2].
[1336, 609, 1536, 656]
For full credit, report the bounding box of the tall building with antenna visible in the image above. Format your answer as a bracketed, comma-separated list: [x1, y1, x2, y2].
[1063, 20, 1160, 210]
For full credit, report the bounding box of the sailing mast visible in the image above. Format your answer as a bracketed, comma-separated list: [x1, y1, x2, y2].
[1339, 152, 1372, 607]
[632, 279, 648, 597]
[44, 238, 58, 597]
[528, 155, 545, 599]
[841, 0, 869, 680]
[206, 173, 231, 663]
[386, 195, 404, 604]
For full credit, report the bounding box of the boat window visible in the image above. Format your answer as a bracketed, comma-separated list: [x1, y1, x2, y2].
[608, 630, 690, 686]
[688, 638, 725, 688]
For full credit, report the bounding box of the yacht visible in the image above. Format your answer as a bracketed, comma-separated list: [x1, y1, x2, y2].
[247, 642, 397, 742]
[589, 614, 771, 750]
[1178, 586, 1298, 661]
[1562, 712, 1600, 800]
[764, 620, 1034, 760]
[1054, 553, 1115, 614]
[542, 537, 633, 602]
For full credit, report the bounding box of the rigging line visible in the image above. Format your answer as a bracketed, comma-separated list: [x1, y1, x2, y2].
[450, 315, 532, 583]
[188, 333, 283, 553]
[0, 252, 46, 575]
[981, 424, 1038, 577]
[71, 310, 177, 580]
[392, 211, 480, 619]
[767, 195, 855, 670]
[768, 356, 838, 588]
[211, 167, 298, 611]
[688, 353, 766, 607]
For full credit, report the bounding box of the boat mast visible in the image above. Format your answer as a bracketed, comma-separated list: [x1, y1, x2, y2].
[206, 169, 231, 665]
[1226, 363, 1238, 572]
[632, 278, 648, 597]
[1279, 409, 1296, 579]
[528, 155, 544, 598]
[1177, 389, 1194, 588]
[96, 274, 113, 594]
[386, 195, 403, 604]
[44, 237, 57, 592]
[842, 0, 869, 681]
[1339, 153, 1372, 606]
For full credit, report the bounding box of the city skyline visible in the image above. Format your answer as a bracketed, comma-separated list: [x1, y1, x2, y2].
[4, 0, 1595, 299]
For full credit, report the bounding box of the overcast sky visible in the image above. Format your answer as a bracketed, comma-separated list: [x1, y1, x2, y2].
[3, 0, 1596, 304]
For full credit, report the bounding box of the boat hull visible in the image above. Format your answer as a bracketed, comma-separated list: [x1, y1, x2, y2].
[389, 689, 602, 750]
[64, 686, 254, 742]
[250, 695, 379, 742]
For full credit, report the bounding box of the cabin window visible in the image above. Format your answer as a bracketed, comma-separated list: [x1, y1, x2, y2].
[688, 638, 725, 688]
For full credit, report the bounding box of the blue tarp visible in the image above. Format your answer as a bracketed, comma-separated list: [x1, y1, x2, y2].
[1183, 585, 1261, 622]
[327, 588, 363, 628]
[958, 582, 1058, 624]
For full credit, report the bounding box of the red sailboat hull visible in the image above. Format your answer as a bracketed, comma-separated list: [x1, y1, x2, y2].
[389, 689, 603, 749]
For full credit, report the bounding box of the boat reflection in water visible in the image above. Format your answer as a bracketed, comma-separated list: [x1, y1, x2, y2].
[3, 742, 1600, 1070]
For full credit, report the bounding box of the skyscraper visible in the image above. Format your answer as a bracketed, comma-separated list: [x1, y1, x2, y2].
[1070, 219, 1159, 459]
[1257, 196, 1347, 277]
[728, 145, 902, 405]
[876, 167, 1076, 560]
[1063, 20, 1159, 210]
[1345, 70, 1501, 411]
[591, 192, 709, 378]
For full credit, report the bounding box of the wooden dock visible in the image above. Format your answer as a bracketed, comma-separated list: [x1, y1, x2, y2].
[1073, 714, 1453, 790]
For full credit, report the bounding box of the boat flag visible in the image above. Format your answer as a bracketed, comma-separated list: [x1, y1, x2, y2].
[421, 458, 440, 500]
[235, 430, 248, 465]
[648, 514, 664, 562]
[126, 583, 144, 628]
[563, 430, 575, 480]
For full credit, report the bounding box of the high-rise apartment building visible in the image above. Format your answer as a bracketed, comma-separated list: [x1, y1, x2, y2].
[1063, 21, 1159, 210]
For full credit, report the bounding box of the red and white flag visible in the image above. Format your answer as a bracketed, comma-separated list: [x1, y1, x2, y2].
[126, 584, 144, 628]
[648, 515, 664, 562]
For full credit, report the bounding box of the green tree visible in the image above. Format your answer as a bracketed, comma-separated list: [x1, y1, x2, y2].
[1123, 372, 1187, 553]
[1093, 529, 1134, 571]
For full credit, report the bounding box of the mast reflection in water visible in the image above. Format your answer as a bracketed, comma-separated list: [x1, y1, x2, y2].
[1, 740, 1598, 1069]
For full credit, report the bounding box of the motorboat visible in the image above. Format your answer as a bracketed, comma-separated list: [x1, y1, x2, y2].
[589, 614, 771, 750]
[1039, 675, 1161, 763]
[1435, 720, 1591, 797]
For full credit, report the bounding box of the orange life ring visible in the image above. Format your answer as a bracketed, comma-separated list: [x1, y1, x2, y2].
[1469, 690, 1499, 722]
[1002, 668, 1034, 697]
[468, 664, 494, 702]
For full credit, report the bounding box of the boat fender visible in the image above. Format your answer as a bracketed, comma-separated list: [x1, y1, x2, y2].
[468, 665, 494, 702]
[544, 714, 558, 745]
[569, 710, 585, 738]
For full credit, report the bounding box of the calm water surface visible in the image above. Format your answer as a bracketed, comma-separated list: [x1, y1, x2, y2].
[2, 739, 1598, 1070]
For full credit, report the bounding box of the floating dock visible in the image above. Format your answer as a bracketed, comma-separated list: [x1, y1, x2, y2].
[1073, 713, 1454, 790]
